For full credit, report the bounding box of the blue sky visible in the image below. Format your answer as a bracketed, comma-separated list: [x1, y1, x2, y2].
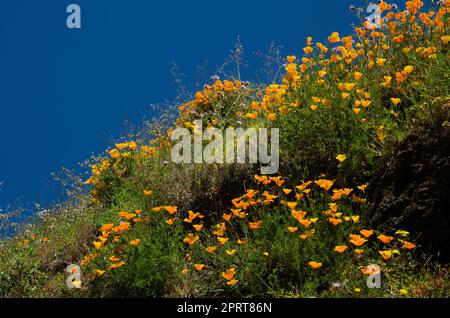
[0, 0, 359, 209]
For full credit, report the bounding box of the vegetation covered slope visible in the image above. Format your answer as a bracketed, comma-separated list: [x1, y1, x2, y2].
[0, 0, 449, 298]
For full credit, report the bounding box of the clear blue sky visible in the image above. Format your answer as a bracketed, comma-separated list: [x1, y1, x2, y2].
[0, 0, 360, 209]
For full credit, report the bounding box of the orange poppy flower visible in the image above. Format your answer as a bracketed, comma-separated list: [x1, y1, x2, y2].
[237, 238, 248, 245]
[205, 246, 218, 254]
[334, 245, 348, 253]
[101, 224, 114, 232]
[143, 190, 153, 197]
[226, 249, 237, 256]
[360, 229, 374, 238]
[221, 267, 236, 281]
[328, 32, 340, 43]
[315, 179, 334, 191]
[308, 261, 323, 269]
[165, 218, 176, 225]
[378, 235, 394, 244]
[248, 221, 263, 230]
[286, 202, 298, 209]
[164, 206, 178, 215]
[183, 234, 199, 246]
[222, 213, 233, 221]
[298, 219, 313, 228]
[194, 264, 206, 271]
[109, 255, 120, 262]
[361, 265, 380, 275]
[193, 224, 203, 232]
[227, 279, 238, 286]
[403, 241, 416, 250]
[349, 234, 368, 247]
[129, 239, 141, 246]
[109, 261, 126, 270]
[287, 227, 298, 233]
[328, 217, 342, 226]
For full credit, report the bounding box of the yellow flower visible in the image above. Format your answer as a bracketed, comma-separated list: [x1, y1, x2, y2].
[379, 250, 393, 260]
[310, 105, 318, 111]
[218, 237, 229, 245]
[395, 230, 410, 237]
[93, 241, 104, 250]
[381, 75, 392, 87]
[336, 154, 346, 163]
[361, 100, 371, 108]
[354, 249, 364, 255]
[353, 108, 361, 114]
[283, 188, 292, 195]
[286, 201, 297, 209]
[441, 35, 450, 45]
[354, 288, 361, 293]
[194, 264, 206, 271]
[391, 98, 401, 106]
[96, 269, 106, 276]
[399, 289, 408, 295]
[109, 255, 120, 262]
[143, 190, 153, 197]
[318, 70, 327, 78]
[227, 279, 238, 286]
[357, 184, 368, 191]
[376, 58, 387, 66]
[226, 249, 237, 256]
[308, 261, 323, 269]
[403, 65, 414, 74]
[341, 92, 350, 99]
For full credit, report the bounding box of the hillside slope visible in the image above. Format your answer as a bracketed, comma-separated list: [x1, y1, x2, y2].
[0, 0, 449, 298]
